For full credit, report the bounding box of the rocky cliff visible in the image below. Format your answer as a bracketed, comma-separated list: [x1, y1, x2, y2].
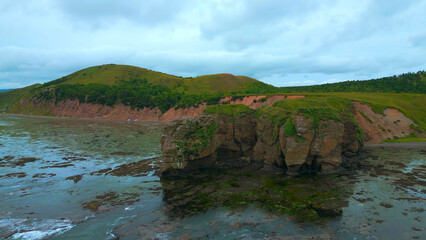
[353, 102, 417, 143]
[161, 104, 362, 176]
[160, 94, 423, 177]
[12, 95, 303, 121]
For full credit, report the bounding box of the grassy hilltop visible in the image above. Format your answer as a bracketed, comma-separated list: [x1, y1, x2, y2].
[38, 64, 272, 94]
[0, 64, 276, 112]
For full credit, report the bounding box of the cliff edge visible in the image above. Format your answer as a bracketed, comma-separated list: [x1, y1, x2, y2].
[161, 96, 366, 176]
[160, 95, 421, 176]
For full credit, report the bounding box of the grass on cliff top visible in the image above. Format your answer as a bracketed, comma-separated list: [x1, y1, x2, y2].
[338, 93, 425, 131]
[264, 92, 425, 131]
[312, 92, 426, 131]
[255, 95, 351, 126]
[204, 104, 255, 118]
[384, 137, 426, 143]
[384, 133, 426, 142]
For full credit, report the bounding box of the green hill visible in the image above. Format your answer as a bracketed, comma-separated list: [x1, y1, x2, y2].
[42, 64, 182, 88]
[0, 65, 425, 125]
[0, 64, 277, 112]
[280, 71, 426, 94]
[40, 64, 272, 94]
[0, 84, 41, 110]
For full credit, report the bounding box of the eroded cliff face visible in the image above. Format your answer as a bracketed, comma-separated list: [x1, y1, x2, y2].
[161, 113, 361, 176]
[353, 102, 417, 143]
[15, 95, 304, 121]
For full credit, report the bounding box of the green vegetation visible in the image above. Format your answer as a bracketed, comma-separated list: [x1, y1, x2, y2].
[181, 74, 270, 94]
[162, 169, 351, 222]
[0, 84, 41, 110]
[1, 64, 276, 113]
[44, 64, 183, 87]
[321, 92, 426, 131]
[256, 95, 349, 127]
[204, 104, 255, 118]
[204, 96, 357, 144]
[242, 81, 278, 94]
[282, 118, 305, 142]
[283, 118, 297, 136]
[384, 133, 426, 142]
[280, 71, 426, 94]
[37, 78, 181, 112]
[189, 122, 219, 147]
[38, 64, 272, 94]
[173, 121, 219, 159]
[359, 111, 373, 123]
[0, 64, 424, 134]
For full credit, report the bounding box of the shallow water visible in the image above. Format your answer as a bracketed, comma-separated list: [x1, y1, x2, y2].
[0, 115, 425, 239]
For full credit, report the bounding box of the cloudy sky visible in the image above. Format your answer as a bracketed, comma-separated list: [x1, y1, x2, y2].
[1, 0, 425, 89]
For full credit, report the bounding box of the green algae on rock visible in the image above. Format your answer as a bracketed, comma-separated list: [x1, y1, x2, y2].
[161, 166, 353, 222]
[161, 97, 363, 176]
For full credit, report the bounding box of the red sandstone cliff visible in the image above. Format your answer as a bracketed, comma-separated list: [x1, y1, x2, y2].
[19, 95, 305, 122]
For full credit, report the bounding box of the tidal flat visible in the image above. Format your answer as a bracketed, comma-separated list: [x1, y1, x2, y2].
[0, 115, 424, 239]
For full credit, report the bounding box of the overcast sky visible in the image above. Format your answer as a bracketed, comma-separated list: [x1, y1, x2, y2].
[1, 0, 425, 88]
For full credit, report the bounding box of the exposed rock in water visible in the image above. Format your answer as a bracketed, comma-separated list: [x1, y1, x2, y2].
[65, 174, 83, 183]
[15, 157, 39, 166]
[161, 111, 362, 176]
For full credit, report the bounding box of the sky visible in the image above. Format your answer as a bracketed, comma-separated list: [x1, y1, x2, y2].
[1, 0, 426, 89]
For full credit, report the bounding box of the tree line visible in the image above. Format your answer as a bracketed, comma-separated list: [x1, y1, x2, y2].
[279, 71, 426, 93]
[37, 78, 232, 112]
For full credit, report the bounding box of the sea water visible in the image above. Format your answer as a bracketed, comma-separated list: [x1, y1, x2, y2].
[0, 115, 424, 239]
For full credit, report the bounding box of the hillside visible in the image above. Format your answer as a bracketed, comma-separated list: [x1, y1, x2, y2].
[39, 64, 274, 94]
[0, 65, 424, 134]
[0, 64, 277, 112]
[280, 71, 426, 94]
[43, 64, 183, 88]
[0, 84, 41, 110]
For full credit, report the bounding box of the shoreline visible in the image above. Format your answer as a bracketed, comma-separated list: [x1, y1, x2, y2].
[1, 113, 424, 146]
[363, 141, 426, 150]
[0, 113, 168, 125]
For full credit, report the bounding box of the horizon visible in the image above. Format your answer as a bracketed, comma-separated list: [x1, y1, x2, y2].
[0, 64, 424, 91]
[1, 1, 426, 89]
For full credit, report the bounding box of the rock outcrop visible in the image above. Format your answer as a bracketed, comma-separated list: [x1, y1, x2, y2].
[353, 102, 417, 143]
[161, 112, 361, 176]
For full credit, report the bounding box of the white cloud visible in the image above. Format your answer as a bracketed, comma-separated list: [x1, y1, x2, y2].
[0, 0, 425, 88]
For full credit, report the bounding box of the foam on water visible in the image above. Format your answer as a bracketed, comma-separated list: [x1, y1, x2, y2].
[0, 218, 74, 240]
[124, 206, 134, 211]
[403, 159, 425, 173]
[154, 233, 172, 240]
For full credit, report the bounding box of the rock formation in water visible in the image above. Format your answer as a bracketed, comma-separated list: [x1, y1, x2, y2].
[161, 110, 362, 176]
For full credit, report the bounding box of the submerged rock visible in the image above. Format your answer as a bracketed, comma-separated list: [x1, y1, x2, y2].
[160, 108, 362, 176]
